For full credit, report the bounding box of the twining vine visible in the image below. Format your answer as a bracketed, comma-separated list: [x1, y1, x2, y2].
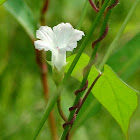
[63, 74, 102, 140]
[62, 0, 119, 139]
[90, 0, 119, 48]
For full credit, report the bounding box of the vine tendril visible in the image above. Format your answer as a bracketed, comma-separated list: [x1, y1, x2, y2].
[62, 0, 119, 139]
[89, 0, 119, 48]
[63, 81, 88, 140]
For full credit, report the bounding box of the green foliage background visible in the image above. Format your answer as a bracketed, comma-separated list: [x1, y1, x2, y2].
[0, 0, 140, 139]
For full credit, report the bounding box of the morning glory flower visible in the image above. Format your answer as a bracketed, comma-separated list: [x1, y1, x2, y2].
[34, 23, 85, 71]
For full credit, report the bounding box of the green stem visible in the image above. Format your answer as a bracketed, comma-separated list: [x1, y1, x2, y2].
[33, 0, 110, 139]
[64, 0, 110, 82]
[98, 0, 140, 71]
[57, 96, 68, 122]
[76, 0, 89, 30]
[33, 85, 63, 140]
[60, 6, 112, 140]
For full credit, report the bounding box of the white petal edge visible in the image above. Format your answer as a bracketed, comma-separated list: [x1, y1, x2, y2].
[52, 22, 85, 52]
[39, 26, 54, 41]
[36, 26, 55, 48]
[34, 40, 53, 51]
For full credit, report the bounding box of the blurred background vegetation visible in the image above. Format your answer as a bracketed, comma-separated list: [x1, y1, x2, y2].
[0, 0, 140, 139]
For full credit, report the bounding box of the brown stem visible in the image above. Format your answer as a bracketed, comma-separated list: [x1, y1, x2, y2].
[89, 0, 119, 60]
[35, 50, 49, 100]
[92, 24, 109, 48]
[49, 111, 59, 140]
[34, 0, 59, 140]
[88, 0, 99, 12]
[41, 0, 50, 26]
[75, 74, 102, 114]
[106, 0, 119, 11]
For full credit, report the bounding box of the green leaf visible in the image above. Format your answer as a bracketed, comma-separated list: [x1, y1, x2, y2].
[4, 0, 37, 39]
[107, 32, 140, 80]
[66, 53, 90, 82]
[0, 0, 6, 5]
[92, 65, 138, 134]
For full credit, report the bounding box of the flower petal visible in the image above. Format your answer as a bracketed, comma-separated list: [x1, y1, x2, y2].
[36, 26, 55, 48]
[66, 42, 77, 51]
[68, 29, 85, 43]
[34, 40, 53, 51]
[53, 23, 84, 51]
[34, 23, 85, 71]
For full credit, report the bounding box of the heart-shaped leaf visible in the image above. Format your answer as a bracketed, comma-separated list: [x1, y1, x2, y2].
[91, 65, 138, 134]
[66, 54, 138, 135]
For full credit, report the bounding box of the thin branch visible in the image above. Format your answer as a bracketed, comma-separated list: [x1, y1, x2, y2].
[57, 96, 68, 122]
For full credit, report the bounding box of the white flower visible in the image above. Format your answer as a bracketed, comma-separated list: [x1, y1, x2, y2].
[34, 23, 85, 71]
